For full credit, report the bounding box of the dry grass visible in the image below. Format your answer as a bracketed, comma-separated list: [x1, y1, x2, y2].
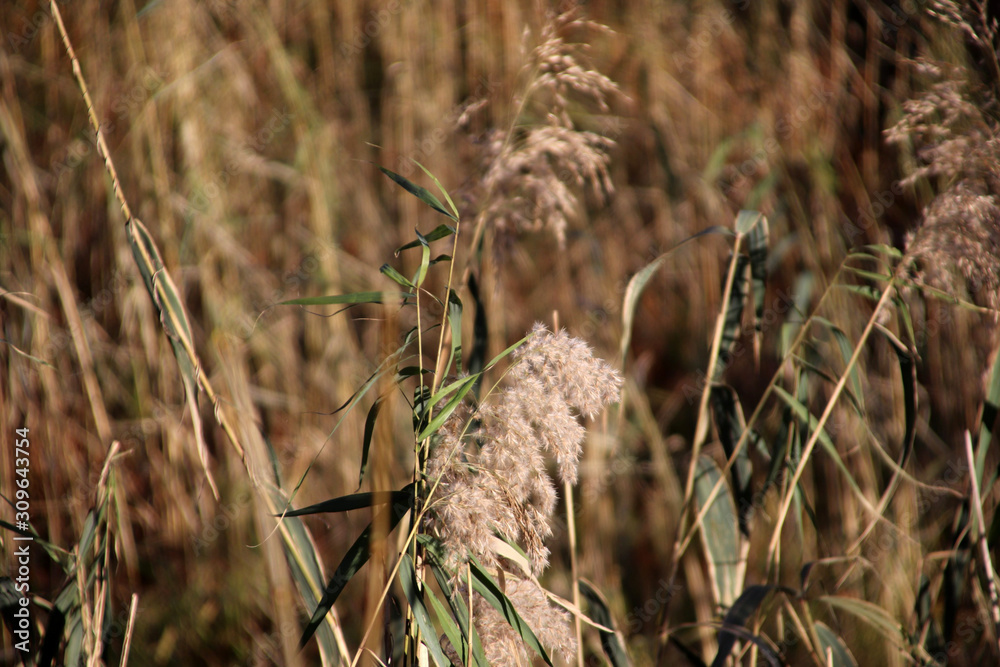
[2, 1, 1000, 665]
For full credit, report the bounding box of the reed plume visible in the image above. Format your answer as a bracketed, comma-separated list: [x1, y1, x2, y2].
[426, 323, 622, 663]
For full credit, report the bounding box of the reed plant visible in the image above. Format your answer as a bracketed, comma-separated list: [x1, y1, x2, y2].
[4, 1, 1000, 666]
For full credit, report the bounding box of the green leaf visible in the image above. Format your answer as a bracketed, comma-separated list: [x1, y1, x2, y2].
[817, 595, 905, 648]
[446, 289, 463, 376]
[836, 283, 883, 302]
[694, 456, 744, 608]
[259, 438, 342, 662]
[358, 395, 386, 487]
[771, 385, 870, 507]
[399, 554, 452, 667]
[734, 209, 765, 236]
[299, 488, 413, 648]
[860, 243, 904, 259]
[711, 584, 781, 667]
[279, 486, 414, 517]
[396, 223, 457, 254]
[379, 166, 457, 220]
[813, 622, 859, 667]
[813, 316, 865, 414]
[413, 229, 431, 288]
[423, 573, 474, 667]
[422, 536, 489, 667]
[279, 291, 413, 306]
[843, 265, 892, 283]
[468, 558, 552, 665]
[620, 255, 665, 363]
[412, 160, 460, 220]
[380, 263, 415, 288]
[418, 376, 476, 441]
[126, 217, 217, 497]
[579, 579, 631, 667]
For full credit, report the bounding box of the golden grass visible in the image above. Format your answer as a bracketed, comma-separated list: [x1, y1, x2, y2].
[2, 0, 999, 665]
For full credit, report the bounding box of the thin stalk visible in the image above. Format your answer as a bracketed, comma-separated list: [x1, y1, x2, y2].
[765, 267, 900, 566]
[657, 262, 844, 655]
[564, 478, 584, 667]
[964, 430, 1000, 653]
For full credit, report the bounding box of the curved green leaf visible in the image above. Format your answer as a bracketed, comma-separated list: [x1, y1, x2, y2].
[399, 554, 452, 667]
[279, 291, 413, 306]
[299, 488, 413, 648]
[279, 486, 414, 518]
[379, 166, 457, 220]
[468, 558, 552, 665]
[396, 223, 457, 254]
[814, 622, 859, 667]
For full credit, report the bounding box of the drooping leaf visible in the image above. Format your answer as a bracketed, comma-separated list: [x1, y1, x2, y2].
[771, 385, 870, 508]
[813, 316, 865, 415]
[357, 395, 387, 487]
[422, 573, 476, 667]
[817, 595, 906, 648]
[126, 217, 218, 497]
[395, 223, 457, 254]
[279, 291, 413, 306]
[579, 578, 631, 667]
[413, 229, 431, 288]
[422, 536, 489, 667]
[299, 490, 413, 648]
[813, 621, 859, 667]
[379, 166, 457, 220]
[279, 486, 414, 518]
[412, 160, 460, 220]
[620, 226, 732, 364]
[380, 263, 415, 288]
[468, 558, 552, 665]
[711, 584, 783, 667]
[399, 554, 452, 667]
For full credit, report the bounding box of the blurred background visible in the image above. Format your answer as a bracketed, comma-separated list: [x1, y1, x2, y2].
[2, 0, 999, 665]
